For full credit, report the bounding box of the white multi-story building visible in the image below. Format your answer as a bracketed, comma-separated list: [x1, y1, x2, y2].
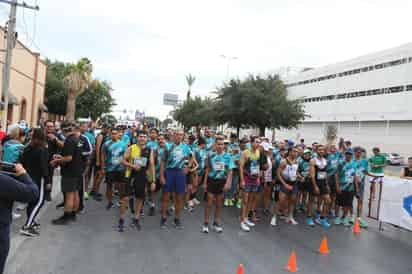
[277, 43, 412, 157]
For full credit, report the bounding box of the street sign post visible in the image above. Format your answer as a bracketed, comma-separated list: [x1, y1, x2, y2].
[163, 93, 179, 107]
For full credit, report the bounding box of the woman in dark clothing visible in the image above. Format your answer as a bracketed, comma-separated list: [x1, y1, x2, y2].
[19, 128, 48, 236]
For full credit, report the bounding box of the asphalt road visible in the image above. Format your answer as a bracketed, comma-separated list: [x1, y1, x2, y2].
[5, 188, 412, 274]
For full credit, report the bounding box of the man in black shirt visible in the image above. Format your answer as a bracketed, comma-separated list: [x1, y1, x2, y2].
[50, 121, 82, 225]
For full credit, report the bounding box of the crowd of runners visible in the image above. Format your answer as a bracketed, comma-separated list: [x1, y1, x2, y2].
[2, 120, 412, 236]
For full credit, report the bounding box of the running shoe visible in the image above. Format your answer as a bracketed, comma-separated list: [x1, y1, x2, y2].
[160, 217, 167, 229]
[118, 219, 125, 232]
[174, 218, 184, 230]
[306, 217, 315, 226]
[213, 223, 223, 233]
[224, 199, 230, 207]
[343, 217, 351, 227]
[236, 199, 242, 209]
[20, 226, 39, 237]
[287, 217, 298, 225]
[132, 218, 141, 231]
[244, 219, 255, 227]
[84, 192, 90, 200]
[358, 218, 368, 228]
[188, 206, 194, 213]
[320, 218, 330, 228]
[240, 222, 250, 232]
[270, 215, 277, 226]
[188, 200, 195, 208]
[334, 217, 342, 225]
[202, 224, 209, 233]
[315, 216, 322, 225]
[32, 222, 40, 230]
[51, 214, 70, 225]
[106, 202, 114, 210]
[149, 206, 155, 216]
[192, 198, 201, 205]
[349, 216, 355, 224]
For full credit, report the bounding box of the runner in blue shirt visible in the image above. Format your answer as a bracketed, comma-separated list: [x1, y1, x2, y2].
[1, 125, 25, 164]
[147, 128, 159, 151]
[159, 130, 197, 229]
[102, 128, 127, 210]
[335, 150, 359, 226]
[202, 137, 235, 233]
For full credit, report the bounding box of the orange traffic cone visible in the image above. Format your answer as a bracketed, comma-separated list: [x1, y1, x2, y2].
[237, 264, 244, 274]
[353, 218, 361, 234]
[319, 236, 329, 254]
[285, 250, 298, 272]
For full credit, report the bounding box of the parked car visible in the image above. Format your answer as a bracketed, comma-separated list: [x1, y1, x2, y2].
[382, 153, 404, 165]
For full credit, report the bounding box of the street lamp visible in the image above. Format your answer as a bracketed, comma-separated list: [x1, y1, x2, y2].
[220, 55, 238, 80]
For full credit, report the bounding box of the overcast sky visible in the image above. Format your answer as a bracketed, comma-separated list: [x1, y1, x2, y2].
[1, 0, 411, 119]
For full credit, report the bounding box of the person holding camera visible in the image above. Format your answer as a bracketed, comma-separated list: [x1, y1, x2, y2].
[19, 129, 49, 236]
[0, 164, 39, 274]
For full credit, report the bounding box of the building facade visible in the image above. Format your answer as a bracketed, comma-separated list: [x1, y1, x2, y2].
[277, 43, 412, 157]
[0, 27, 47, 127]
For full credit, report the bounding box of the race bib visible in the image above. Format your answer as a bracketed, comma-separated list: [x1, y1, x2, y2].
[112, 156, 121, 166]
[214, 161, 225, 171]
[250, 166, 260, 175]
[317, 171, 327, 180]
[134, 157, 148, 167]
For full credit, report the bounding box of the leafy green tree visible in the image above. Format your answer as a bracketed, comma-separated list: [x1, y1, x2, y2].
[44, 59, 115, 120]
[214, 79, 247, 137]
[185, 74, 196, 100]
[64, 58, 93, 121]
[76, 80, 116, 120]
[215, 74, 306, 136]
[173, 96, 215, 131]
[162, 118, 173, 128]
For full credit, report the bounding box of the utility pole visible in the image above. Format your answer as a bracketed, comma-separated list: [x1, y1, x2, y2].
[0, 0, 39, 129]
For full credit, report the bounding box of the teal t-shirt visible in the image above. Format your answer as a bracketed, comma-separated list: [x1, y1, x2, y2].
[2, 140, 24, 164]
[163, 143, 193, 169]
[195, 147, 207, 176]
[338, 160, 357, 191]
[205, 137, 215, 151]
[84, 130, 96, 146]
[147, 140, 159, 151]
[103, 140, 127, 172]
[207, 151, 235, 180]
[354, 158, 369, 183]
[327, 152, 343, 176]
[155, 147, 165, 179]
[298, 158, 311, 179]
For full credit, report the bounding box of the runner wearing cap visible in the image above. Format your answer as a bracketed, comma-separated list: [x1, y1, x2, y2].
[326, 144, 343, 219]
[298, 149, 312, 223]
[335, 150, 359, 226]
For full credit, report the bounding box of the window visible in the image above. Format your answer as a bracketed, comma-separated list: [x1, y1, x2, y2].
[287, 57, 411, 87]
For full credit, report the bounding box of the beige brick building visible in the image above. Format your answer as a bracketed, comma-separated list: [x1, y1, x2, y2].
[0, 27, 47, 127]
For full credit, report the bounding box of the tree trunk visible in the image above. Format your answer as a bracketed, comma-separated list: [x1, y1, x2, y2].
[258, 126, 266, 137]
[236, 126, 240, 138]
[66, 90, 77, 121]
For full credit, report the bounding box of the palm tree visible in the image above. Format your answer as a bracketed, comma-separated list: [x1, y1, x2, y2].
[185, 74, 196, 100]
[64, 58, 93, 121]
